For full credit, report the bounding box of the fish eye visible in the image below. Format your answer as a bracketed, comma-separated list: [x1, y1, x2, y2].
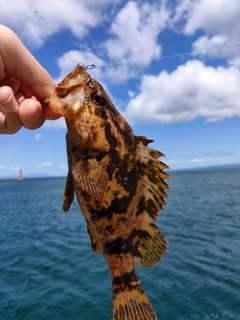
[91, 93, 106, 106]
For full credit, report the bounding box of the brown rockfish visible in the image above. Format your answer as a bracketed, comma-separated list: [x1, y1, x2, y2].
[44, 64, 170, 320]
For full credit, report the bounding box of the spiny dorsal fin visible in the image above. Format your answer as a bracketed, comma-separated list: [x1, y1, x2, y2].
[134, 136, 170, 268]
[136, 136, 170, 218]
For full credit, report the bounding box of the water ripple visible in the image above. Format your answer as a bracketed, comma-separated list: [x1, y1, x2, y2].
[0, 172, 239, 319]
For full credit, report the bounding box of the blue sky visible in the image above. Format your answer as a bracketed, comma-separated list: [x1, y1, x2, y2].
[1, 0, 240, 177]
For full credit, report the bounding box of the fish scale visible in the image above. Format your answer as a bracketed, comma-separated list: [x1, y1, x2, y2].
[44, 64, 170, 320]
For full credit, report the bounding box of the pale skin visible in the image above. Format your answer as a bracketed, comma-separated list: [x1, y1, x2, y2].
[0, 25, 60, 134]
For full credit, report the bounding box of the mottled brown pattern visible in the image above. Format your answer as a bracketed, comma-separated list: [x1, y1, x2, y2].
[44, 64, 170, 320]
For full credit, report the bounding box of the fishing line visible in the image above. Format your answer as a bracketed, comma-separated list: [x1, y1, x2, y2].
[89, 46, 240, 69]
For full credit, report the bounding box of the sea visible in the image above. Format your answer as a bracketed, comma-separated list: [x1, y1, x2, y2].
[0, 169, 239, 320]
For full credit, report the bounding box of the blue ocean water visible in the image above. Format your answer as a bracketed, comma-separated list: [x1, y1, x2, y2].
[0, 169, 239, 320]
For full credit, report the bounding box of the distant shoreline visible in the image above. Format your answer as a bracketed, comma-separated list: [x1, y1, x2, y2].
[172, 163, 240, 173]
[0, 179, 23, 183]
[1, 164, 240, 181]
[0, 176, 66, 182]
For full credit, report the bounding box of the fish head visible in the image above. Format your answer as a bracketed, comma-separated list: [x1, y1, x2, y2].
[45, 64, 134, 153]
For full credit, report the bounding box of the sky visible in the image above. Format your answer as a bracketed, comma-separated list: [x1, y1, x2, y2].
[1, 0, 240, 177]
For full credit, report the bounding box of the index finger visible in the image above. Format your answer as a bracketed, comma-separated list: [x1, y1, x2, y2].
[0, 25, 55, 99]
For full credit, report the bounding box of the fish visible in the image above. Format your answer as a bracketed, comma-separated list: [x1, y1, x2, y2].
[44, 64, 170, 320]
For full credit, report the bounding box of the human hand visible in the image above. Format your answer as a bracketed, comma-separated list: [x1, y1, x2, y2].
[0, 25, 60, 134]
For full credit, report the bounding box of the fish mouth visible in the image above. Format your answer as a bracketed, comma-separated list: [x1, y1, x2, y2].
[54, 64, 89, 98]
[43, 64, 90, 117]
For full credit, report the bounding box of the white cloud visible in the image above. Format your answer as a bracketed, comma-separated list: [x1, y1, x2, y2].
[182, 0, 240, 35]
[192, 35, 228, 57]
[50, 1, 171, 86]
[0, 165, 21, 173]
[9, 165, 21, 171]
[123, 60, 240, 125]
[192, 156, 230, 164]
[173, 0, 240, 60]
[128, 90, 136, 98]
[34, 133, 42, 141]
[102, 63, 140, 84]
[59, 163, 67, 170]
[167, 154, 234, 169]
[52, 0, 171, 85]
[36, 162, 53, 169]
[103, 1, 169, 66]
[192, 157, 213, 164]
[0, 0, 114, 47]
[228, 57, 240, 68]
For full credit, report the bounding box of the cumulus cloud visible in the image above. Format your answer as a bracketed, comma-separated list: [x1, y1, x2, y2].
[3, 0, 238, 129]
[173, 0, 240, 60]
[34, 133, 42, 141]
[36, 162, 53, 169]
[192, 35, 228, 57]
[9, 165, 21, 171]
[123, 60, 240, 125]
[182, 0, 240, 35]
[0, 165, 20, 172]
[229, 57, 240, 68]
[0, 0, 114, 47]
[59, 163, 67, 170]
[54, 49, 134, 91]
[167, 154, 234, 169]
[103, 1, 169, 66]
[191, 156, 230, 164]
[53, 0, 171, 86]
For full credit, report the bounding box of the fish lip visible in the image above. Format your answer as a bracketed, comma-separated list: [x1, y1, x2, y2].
[54, 64, 90, 98]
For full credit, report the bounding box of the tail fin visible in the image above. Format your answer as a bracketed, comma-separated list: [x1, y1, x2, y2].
[112, 275, 157, 320]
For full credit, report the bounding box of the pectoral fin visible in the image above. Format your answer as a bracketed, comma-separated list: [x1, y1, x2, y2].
[62, 171, 75, 212]
[72, 159, 109, 204]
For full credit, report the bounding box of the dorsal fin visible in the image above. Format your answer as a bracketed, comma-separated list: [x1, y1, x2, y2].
[136, 136, 170, 215]
[134, 136, 170, 268]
